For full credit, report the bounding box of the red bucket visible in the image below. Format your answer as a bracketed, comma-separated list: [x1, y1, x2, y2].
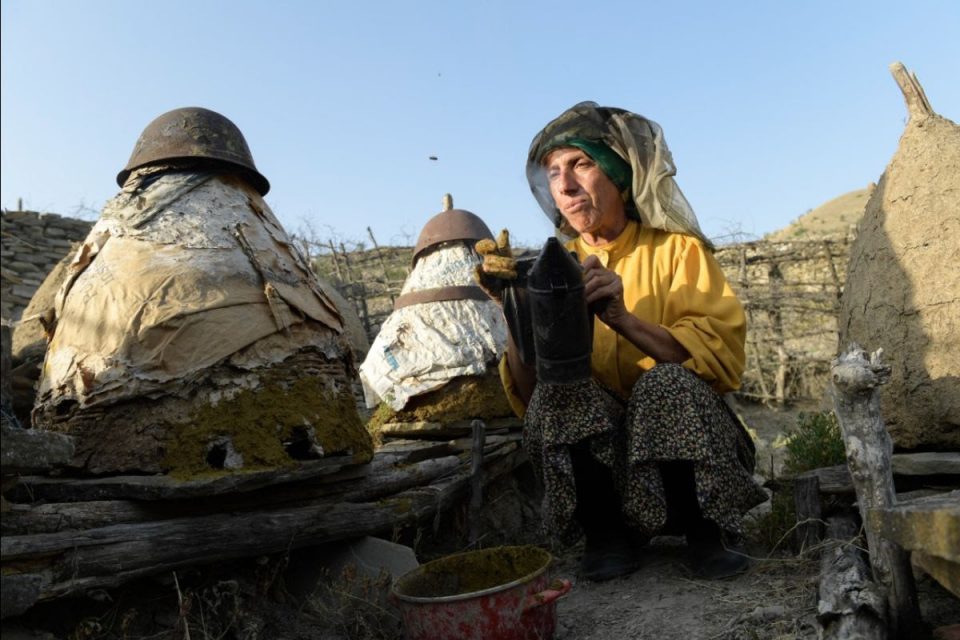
[391, 545, 572, 640]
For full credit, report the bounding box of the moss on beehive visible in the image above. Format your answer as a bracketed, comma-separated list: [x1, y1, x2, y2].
[165, 375, 373, 478]
[367, 368, 514, 436]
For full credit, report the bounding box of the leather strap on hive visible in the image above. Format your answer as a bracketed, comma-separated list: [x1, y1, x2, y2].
[393, 285, 490, 310]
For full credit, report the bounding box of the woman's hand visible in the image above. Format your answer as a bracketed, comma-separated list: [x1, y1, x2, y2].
[474, 229, 516, 304]
[581, 254, 630, 329]
[581, 254, 691, 364]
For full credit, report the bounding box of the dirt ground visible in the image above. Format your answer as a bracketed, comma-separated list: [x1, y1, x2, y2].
[548, 400, 959, 640]
[551, 538, 958, 640]
[4, 404, 958, 640]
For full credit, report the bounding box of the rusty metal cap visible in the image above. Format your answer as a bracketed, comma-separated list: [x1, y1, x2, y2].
[412, 207, 494, 266]
[116, 107, 270, 195]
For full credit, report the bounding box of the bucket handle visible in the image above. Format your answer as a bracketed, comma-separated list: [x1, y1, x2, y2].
[523, 578, 573, 612]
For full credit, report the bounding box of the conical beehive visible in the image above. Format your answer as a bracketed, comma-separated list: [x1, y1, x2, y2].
[32, 173, 373, 474]
[359, 196, 511, 422]
[837, 63, 960, 450]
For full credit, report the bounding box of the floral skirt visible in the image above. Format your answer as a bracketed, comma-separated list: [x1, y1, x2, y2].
[523, 363, 767, 544]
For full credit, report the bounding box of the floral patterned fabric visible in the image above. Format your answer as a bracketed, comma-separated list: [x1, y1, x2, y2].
[524, 364, 766, 544]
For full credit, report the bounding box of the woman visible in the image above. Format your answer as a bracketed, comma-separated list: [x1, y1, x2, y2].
[479, 102, 766, 581]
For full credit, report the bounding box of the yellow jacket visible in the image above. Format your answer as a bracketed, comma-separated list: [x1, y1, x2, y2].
[502, 220, 745, 416]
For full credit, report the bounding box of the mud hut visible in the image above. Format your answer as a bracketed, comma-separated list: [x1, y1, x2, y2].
[837, 63, 960, 451]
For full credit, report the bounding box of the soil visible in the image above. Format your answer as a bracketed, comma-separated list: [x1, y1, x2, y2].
[3, 404, 958, 640]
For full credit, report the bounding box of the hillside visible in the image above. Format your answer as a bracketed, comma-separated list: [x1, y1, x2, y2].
[764, 186, 872, 242]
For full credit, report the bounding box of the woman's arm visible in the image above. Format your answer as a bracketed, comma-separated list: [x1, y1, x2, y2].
[581, 253, 690, 364]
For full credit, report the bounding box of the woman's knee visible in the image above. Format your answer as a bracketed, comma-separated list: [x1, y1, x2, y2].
[630, 363, 710, 400]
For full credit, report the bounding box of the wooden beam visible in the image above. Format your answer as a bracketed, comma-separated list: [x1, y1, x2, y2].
[868, 490, 960, 598]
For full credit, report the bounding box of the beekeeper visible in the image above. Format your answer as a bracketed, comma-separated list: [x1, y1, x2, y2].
[477, 102, 766, 582]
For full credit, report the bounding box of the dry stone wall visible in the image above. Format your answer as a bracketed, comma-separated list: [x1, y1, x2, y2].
[1, 210, 92, 321]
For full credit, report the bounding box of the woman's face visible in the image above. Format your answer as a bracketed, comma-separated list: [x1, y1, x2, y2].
[543, 147, 626, 244]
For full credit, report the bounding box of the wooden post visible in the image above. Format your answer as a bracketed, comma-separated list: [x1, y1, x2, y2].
[767, 262, 788, 405]
[817, 515, 888, 639]
[327, 240, 344, 281]
[339, 242, 355, 282]
[889, 61, 933, 120]
[468, 419, 486, 546]
[367, 226, 395, 307]
[830, 344, 921, 640]
[794, 473, 823, 553]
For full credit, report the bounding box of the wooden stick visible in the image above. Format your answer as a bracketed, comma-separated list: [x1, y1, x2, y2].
[468, 419, 486, 546]
[794, 473, 823, 554]
[830, 344, 921, 640]
[889, 62, 933, 120]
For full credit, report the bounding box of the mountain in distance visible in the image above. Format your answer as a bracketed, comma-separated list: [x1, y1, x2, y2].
[764, 186, 872, 242]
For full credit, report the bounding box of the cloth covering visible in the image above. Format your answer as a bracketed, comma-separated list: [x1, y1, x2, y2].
[527, 101, 710, 247]
[36, 169, 343, 413]
[359, 244, 508, 411]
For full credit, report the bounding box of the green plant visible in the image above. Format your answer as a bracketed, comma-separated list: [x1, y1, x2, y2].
[746, 412, 847, 554]
[783, 411, 846, 475]
[746, 490, 797, 554]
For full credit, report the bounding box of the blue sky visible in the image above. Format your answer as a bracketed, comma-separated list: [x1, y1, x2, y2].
[2, 0, 958, 248]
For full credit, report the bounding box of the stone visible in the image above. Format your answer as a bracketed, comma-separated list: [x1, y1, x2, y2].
[285, 535, 419, 603]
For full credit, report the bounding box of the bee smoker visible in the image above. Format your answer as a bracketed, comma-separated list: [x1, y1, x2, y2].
[523, 237, 593, 383]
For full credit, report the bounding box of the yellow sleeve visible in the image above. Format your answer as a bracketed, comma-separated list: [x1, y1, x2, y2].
[498, 354, 527, 419]
[660, 237, 746, 393]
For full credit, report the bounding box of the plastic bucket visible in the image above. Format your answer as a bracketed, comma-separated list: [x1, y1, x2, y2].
[391, 545, 572, 640]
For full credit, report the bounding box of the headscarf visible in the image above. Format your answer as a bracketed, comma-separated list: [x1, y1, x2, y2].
[527, 101, 711, 248]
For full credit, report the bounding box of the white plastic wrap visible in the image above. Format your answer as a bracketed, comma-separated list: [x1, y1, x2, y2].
[359, 244, 507, 410]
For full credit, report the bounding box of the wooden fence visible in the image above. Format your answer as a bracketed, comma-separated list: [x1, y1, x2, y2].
[296, 231, 853, 406]
[715, 236, 852, 405]
[295, 228, 413, 339]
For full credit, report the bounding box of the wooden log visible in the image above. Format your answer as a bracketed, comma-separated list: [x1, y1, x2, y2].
[0, 455, 462, 561]
[794, 452, 960, 495]
[1, 423, 75, 476]
[817, 515, 888, 639]
[7, 439, 465, 504]
[830, 344, 921, 640]
[1, 452, 465, 536]
[3, 439, 520, 535]
[794, 473, 823, 553]
[381, 417, 520, 440]
[9, 455, 363, 503]
[0, 443, 527, 615]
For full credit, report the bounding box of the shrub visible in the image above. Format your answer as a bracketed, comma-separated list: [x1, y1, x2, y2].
[783, 411, 846, 475]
